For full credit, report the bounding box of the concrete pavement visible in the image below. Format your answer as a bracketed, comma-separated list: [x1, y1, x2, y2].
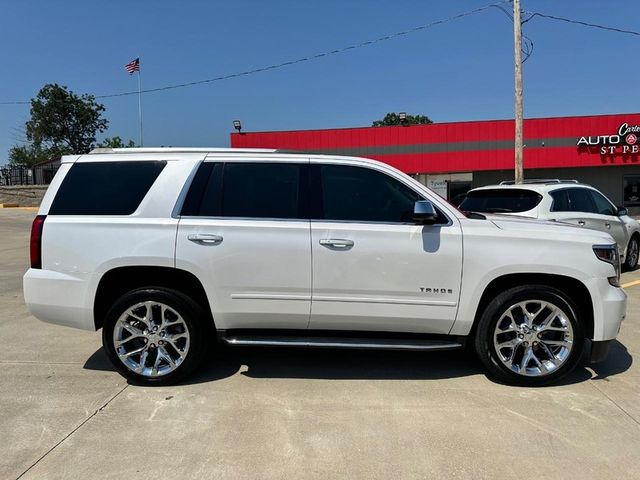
[1, 208, 638, 479]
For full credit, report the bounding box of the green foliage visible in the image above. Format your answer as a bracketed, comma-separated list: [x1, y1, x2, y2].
[8, 84, 108, 166]
[7, 144, 46, 167]
[97, 136, 137, 148]
[372, 112, 433, 127]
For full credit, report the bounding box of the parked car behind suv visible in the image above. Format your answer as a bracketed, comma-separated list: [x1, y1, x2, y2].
[460, 180, 640, 271]
[24, 150, 626, 386]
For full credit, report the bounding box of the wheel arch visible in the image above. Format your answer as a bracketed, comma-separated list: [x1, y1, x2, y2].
[470, 273, 594, 340]
[94, 266, 215, 332]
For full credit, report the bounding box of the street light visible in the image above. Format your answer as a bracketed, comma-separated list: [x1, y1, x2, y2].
[233, 120, 242, 133]
[399, 112, 408, 126]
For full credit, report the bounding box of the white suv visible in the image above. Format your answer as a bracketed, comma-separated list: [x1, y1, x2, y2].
[23, 149, 626, 386]
[460, 180, 640, 271]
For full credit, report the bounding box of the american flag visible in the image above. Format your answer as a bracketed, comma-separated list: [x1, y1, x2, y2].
[125, 58, 140, 75]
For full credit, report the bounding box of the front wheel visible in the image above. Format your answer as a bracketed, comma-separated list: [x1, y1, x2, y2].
[624, 236, 639, 271]
[475, 285, 584, 386]
[102, 288, 208, 385]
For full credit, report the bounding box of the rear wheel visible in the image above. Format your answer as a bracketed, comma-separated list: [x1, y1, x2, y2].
[624, 236, 639, 271]
[475, 285, 584, 386]
[102, 288, 208, 385]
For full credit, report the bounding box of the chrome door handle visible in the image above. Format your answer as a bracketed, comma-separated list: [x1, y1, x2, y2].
[578, 221, 585, 226]
[188, 234, 223, 245]
[605, 222, 611, 229]
[319, 238, 354, 249]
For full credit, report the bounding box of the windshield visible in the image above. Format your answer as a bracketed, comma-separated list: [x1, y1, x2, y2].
[459, 188, 542, 213]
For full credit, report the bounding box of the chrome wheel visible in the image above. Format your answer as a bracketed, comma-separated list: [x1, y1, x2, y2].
[113, 301, 191, 377]
[493, 300, 574, 377]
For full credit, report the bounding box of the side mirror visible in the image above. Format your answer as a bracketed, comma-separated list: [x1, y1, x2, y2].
[413, 200, 438, 224]
[617, 206, 628, 217]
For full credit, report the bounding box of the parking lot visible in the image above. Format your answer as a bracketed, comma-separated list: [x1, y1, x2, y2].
[1, 208, 639, 480]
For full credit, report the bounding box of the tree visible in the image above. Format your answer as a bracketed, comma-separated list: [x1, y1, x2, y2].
[8, 144, 46, 166]
[97, 136, 136, 148]
[372, 112, 433, 127]
[8, 84, 108, 166]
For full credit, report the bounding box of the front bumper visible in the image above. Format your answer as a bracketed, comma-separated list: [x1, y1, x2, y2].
[589, 279, 627, 341]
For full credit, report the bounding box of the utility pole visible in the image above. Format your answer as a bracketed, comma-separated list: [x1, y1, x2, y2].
[513, 0, 524, 184]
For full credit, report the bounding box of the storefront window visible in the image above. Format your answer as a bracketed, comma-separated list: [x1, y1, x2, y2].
[623, 176, 640, 206]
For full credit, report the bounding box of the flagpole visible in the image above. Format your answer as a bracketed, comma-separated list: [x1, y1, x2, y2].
[137, 58, 143, 146]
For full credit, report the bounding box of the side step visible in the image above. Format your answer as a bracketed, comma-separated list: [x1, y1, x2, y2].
[220, 335, 463, 351]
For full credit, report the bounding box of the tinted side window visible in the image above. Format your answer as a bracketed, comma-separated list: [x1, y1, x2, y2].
[551, 188, 596, 213]
[182, 162, 305, 219]
[181, 162, 225, 217]
[567, 188, 596, 213]
[590, 190, 616, 216]
[181, 162, 216, 216]
[550, 190, 569, 212]
[459, 189, 542, 213]
[317, 165, 445, 223]
[49, 161, 166, 215]
[223, 163, 301, 219]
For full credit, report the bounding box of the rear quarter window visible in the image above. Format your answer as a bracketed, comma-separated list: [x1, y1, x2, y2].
[460, 188, 542, 213]
[49, 161, 166, 215]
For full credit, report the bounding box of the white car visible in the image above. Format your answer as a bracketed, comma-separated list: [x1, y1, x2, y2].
[460, 180, 640, 271]
[23, 149, 626, 386]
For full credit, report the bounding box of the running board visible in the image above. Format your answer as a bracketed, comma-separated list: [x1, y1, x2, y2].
[220, 335, 463, 351]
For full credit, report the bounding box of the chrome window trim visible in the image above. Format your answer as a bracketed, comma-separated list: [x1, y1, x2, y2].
[179, 215, 310, 223]
[178, 216, 452, 227]
[310, 218, 453, 227]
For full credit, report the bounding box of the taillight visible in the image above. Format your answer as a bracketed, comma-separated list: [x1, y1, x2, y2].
[30, 215, 46, 269]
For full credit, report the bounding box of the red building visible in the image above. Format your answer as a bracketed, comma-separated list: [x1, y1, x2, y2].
[231, 113, 640, 206]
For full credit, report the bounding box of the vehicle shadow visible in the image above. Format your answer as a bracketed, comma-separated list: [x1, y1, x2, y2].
[584, 340, 633, 381]
[83, 339, 633, 387]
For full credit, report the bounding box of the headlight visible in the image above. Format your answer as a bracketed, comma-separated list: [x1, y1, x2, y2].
[593, 244, 620, 286]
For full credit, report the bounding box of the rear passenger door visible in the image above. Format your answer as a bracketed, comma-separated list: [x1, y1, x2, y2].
[550, 188, 626, 252]
[176, 160, 312, 330]
[550, 188, 598, 229]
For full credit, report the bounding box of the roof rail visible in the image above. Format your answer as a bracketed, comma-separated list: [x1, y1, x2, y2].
[499, 179, 580, 185]
[89, 147, 278, 154]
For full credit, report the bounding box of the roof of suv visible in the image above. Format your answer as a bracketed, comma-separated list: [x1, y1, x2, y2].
[66, 148, 410, 177]
[89, 147, 279, 155]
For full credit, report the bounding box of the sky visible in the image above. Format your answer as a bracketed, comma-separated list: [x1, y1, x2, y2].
[0, 0, 638, 163]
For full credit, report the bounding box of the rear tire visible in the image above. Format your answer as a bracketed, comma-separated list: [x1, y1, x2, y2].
[102, 287, 208, 386]
[474, 285, 584, 386]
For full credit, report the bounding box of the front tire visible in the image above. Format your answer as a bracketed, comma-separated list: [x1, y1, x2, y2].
[624, 236, 639, 271]
[102, 288, 208, 385]
[474, 285, 584, 386]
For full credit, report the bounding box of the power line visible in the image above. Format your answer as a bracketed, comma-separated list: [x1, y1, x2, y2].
[0, 1, 510, 106]
[489, 4, 534, 63]
[523, 11, 640, 36]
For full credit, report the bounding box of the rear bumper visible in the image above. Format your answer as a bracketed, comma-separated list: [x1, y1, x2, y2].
[23, 268, 95, 331]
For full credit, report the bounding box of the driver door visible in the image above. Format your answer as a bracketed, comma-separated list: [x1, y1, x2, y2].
[308, 162, 463, 334]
